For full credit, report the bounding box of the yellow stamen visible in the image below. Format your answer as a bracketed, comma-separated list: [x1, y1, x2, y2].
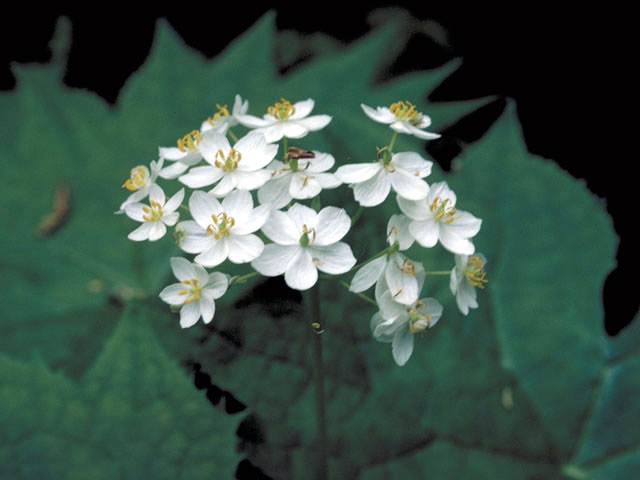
[122, 166, 147, 191]
[207, 104, 230, 125]
[399, 258, 416, 276]
[181, 278, 202, 304]
[389, 100, 423, 124]
[430, 197, 458, 223]
[465, 255, 488, 288]
[206, 212, 235, 240]
[268, 98, 295, 121]
[214, 148, 242, 172]
[177, 130, 202, 152]
[142, 200, 163, 222]
[302, 224, 316, 243]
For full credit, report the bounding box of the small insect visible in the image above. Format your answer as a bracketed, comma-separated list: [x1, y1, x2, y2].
[287, 146, 315, 160]
[37, 183, 71, 237]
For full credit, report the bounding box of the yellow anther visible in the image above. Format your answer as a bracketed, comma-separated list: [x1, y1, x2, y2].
[214, 148, 242, 172]
[206, 212, 235, 240]
[301, 175, 315, 188]
[180, 278, 202, 304]
[142, 200, 163, 222]
[268, 98, 296, 121]
[465, 255, 488, 288]
[389, 100, 422, 124]
[207, 104, 230, 125]
[177, 130, 202, 152]
[122, 166, 147, 191]
[387, 226, 399, 242]
[430, 197, 457, 223]
[399, 258, 416, 276]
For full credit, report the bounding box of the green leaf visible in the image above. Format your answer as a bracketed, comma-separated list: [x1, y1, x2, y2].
[0, 12, 483, 373]
[0, 305, 241, 479]
[187, 104, 634, 479]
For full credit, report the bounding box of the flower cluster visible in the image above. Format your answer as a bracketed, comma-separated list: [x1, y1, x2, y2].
[117, 96, 487, 366]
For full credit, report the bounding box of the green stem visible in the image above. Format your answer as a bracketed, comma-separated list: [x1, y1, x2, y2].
[349, 242, 399, 274]
[306, 283, 328, 480]
[340, 280, 377, 307]
[350, 205, 364, 226]
[230, 271, 260, 284]
[388, 131, 398, 153]
[427, 270, 451, 275]
[226, 128, 239, 143]
[282, 137, 289, 160]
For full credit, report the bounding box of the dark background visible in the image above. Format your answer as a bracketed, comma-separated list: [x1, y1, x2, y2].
[1, 7, 629, 334]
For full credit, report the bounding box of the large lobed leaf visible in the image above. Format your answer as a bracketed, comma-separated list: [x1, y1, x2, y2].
[0, 305, 241, 479]
[0, 11, 637, 480]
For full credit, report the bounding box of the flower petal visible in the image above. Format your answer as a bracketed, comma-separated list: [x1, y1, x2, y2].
[350, 256, 387, 293]
[236, 113, 273, 129]
[128, 222, 153, 241]
[353, 170, 391, 207]
[177, 221, 211, 254]
[203, 272, 229, 299]
[179, 302, 201, 328]
[159, 283, 188, 305]
[315, 173, 341, 189]
[384, 253, 420, 305]
[361, 104, 395, 124]
[296, 115, 332, 131]
[199, 296, 215, 324]
[251, 244, 300, 276]
[392, 325, 414, 366]
[396, 196, 430, 221]
[289, 174, 322, 199]
[446, 210, 482, 239]
[234, 170, 272, 191]
[179, 166, 224, 189]
[282, 122, 309, 139]
[258, 174, 292, 210]
[209, 174, 237, 197]
[314, 207, 351, 246]
[221, 189, 253, 222]
[284, 249, 318, 290]
[124, 203, 146, 222]
[387, 214, 414, 250]
[195, 239, 229, 267]
[427, 181, 456, 207]
[308, 243, 356, 274]
[439, 226, 476, 255]
[234, 204, 271, 235]
[306, 152, 334, 172]
[227, 234, 264, 264]
[261, 210, 300, 245]
[189, 191, 223, 229]
[147, 221, 167, 241]
[235, 133, 278, 170]
[260, 123, 286, 143]
[377, 289, 407, 320]
[199, 132, 231, 164]
[159, 161, 190, 180]
[392, 152, 432, 177]
[390, 169, 429, 201]
[335, 163, 381, 184]
[149, 184, 165, 206]
[170, 257, 197, 281]
[290, 98, 315, 119]
[408, 123, 441, 140]
[409, 218, 439, 248]
[370, 312, 394, 343]
[287, 203, 317, 231]
[163, 188, 185, 213]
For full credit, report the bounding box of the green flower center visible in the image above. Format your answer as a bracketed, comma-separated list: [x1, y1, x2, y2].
[206, 212, 235, 240]
[214, 149, 242, 172]
[268, 98, 295, 121]
[430, 197, 457, 224]
[142, 201, 163, 222]
[122, 166, 147, 191]
[179, 278, 202, 304]
[177, 130, 202, 152]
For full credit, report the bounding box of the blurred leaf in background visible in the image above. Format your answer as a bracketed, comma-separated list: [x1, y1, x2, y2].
[0, 10, 637, 480]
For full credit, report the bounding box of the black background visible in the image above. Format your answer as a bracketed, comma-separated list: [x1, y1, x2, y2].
[1, 7, 630, 334]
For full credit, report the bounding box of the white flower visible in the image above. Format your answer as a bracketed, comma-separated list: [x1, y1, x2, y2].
[361, 101, 441, 140]
[176, 189, 270, 268]
[258, 152, 342, 209]
[336, 151, 431, 207]
[450, 253, 488, 315]
[251, 203, 356, 290]
[159, 257, 229, 328]
[237, 98, 332, 143]
[125, 185, 184, 241]
[158, 129, 206, 180]
[350, 215, 426, 305]
[397, 181, 482, 255]
[370, 277, 443, 366]
[178, 131, 276, 197]
[117, 158, 164, 212]
[201, 94, 248, 134]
